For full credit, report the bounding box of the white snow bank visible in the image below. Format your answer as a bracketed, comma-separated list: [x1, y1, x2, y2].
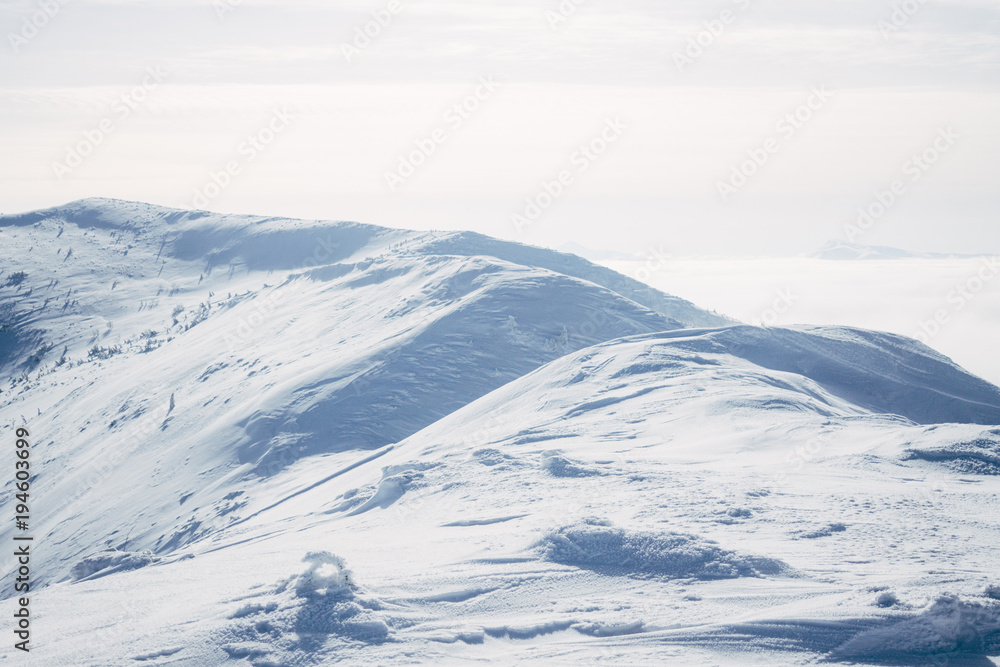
[833, 595, 1000, 659]
[293, 551, 355, 598]
[537, 519, 789, 580]
[70, 550, 160, 581]
[539, 450, 603, 478]
[218, 552, 391, 665]
[905, 430, 1000, 475]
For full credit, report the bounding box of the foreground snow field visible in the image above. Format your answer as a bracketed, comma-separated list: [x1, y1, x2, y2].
[1, 200, 998, 666]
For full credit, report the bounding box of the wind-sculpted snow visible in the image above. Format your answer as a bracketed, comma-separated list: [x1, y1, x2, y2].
[832, 594, 1000, 660]
[218, 552, 391, 665]
[70, 549, 161, 582]
[0, 299, 44, 373]
[904, 430, 1000, 475]
[538, 519, 790, 579]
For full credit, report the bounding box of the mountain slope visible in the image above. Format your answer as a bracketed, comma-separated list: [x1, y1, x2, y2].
[4, 322, 998, 665]
[2, 200, 999, 666]
[0, 197, 722, 590]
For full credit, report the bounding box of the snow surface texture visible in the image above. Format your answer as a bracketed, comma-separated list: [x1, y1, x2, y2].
[536, 519, 791, 580]
[1, 199, 999, 665]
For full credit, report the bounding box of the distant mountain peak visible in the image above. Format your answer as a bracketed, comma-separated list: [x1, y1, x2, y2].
[812, 240, 984, 261]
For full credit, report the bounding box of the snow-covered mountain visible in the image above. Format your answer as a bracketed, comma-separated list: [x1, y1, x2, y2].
[0, 198, 726, 585]
[812, 240, 985, 261]
[1, 200, 998, 666]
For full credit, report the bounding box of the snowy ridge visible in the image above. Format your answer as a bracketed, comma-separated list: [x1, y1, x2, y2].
[0, 199, 998, 665]
[621, 325, 1000, 425]
[0, 198, 711, 589]
[0, 197, 729, 327]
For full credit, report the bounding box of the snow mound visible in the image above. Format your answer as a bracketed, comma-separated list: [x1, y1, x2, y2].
[905, 431, 1000, 475]
[795, 522, 848, 540]
[536, 520, 789, 580]
[70, 550, 161, 581]
[219, 552, 391, 665]
[833, 595, 1000, 659]
[293, 551, 355, 597]
[539, 450, 603, 478]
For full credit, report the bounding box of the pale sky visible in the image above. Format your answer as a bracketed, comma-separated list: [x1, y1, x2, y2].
[1, 0, 998, 255]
